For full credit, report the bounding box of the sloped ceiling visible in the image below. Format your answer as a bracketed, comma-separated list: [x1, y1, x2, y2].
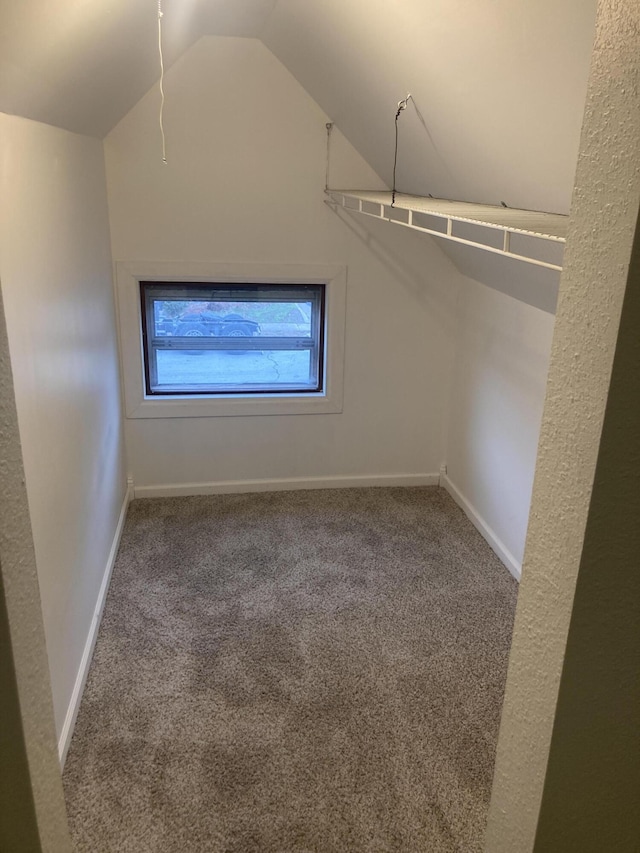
[263, 0, 597, 213]
[0, 0, 277, 138]
[0, 0, 597, 213]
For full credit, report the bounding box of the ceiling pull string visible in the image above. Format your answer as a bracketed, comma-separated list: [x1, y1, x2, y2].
[157, 0, 167, 164]
[391, 94, 412, 207]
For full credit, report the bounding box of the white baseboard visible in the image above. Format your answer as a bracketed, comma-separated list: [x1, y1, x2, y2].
[57, 481, 133, 767]
[133, 473, 440, 499]
[440, 472, 522, 581]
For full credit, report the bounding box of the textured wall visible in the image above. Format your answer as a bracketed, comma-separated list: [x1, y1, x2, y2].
[0, 286, 70, 849]
[534, 210, 640, 851]
[485, 1, 640, 849]
[0, 113, 127, 741]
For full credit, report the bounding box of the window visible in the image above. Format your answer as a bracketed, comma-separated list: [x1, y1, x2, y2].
[115, 261, 346, 418]
[141, 282, 325, 396]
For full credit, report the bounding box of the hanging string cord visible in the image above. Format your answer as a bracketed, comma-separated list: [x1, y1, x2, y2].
[158, 0, 167, 164]
[391, 94, 412, 206]
[325, 122, 334, 191]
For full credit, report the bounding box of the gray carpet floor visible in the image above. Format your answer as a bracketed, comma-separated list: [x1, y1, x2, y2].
[63, 487, 518, 853]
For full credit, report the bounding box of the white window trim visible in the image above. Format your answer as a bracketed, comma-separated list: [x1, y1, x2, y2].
[115, 261, 346, 419]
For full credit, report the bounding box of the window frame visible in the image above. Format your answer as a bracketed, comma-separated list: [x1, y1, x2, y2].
[140, 281, 326, 397]
[115, 261, 346, 419]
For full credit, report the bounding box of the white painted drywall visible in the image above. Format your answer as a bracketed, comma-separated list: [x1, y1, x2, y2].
[0, 113, 127, 740]
[445, 275, 555, 570]
[263, 0, 597, 213]
[105, 37, 459, 491]
[485, 0, 640, 848]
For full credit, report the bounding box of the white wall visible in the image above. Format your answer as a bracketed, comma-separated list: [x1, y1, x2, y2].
[105, 36, 459, 493]
[0, 113, 127, 746]
[444, 276, 555, 574]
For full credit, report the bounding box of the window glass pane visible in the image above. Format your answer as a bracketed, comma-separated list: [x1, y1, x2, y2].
[154, 349, 313, 391]
[152, 300, 313, 339]
[141, 283, 324, 396]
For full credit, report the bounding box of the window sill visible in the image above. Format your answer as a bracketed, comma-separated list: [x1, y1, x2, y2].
[129, 392, 342, 419]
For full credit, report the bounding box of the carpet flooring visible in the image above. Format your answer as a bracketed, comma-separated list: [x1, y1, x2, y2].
[63, 487, 518, 852]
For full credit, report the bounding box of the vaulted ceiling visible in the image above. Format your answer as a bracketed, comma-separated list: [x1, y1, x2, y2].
[0, 0, 597, 213]
[263, 0, 597, 213]
[0, 0, 277, 138]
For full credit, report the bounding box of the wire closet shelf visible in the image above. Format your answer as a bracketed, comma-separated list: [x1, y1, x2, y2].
[325, 190, 569, 271]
